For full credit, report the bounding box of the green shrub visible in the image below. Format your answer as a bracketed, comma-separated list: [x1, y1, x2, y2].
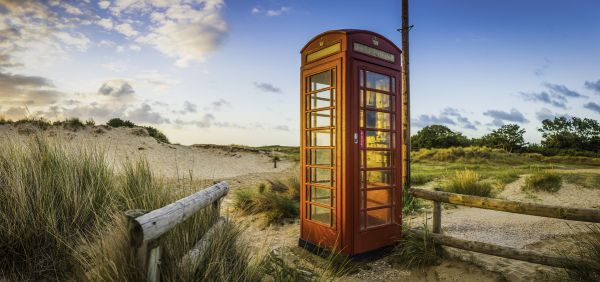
[85, 119, 95, 126]
[523, 171, 562, 192]
[403, 187, 423, 214]
[561, 173, 600, 189]
[443, 170, 493, 197]
[55, 117, 85, 131]
[233, 180, 300, 224]
[14, 117, 51, 130]
[389, 223, 439, 268]
[410, 173, 435, 185]
[143, 126, 170, 144]
[106, 118, 135, 128]
[0, 117, 13, 125]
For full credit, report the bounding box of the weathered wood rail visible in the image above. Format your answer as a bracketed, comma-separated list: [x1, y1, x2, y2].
[408, 187, 600, 268]
[125, 181, 229, 282]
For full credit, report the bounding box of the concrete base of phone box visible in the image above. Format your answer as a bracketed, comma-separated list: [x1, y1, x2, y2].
[298, 238, 395, 262]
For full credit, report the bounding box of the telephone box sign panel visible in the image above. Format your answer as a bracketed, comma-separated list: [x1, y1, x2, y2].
[307, 43, 341, 63]
[353, 42, 395, 63]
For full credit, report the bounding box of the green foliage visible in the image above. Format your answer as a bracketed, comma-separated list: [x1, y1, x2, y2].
[410, 173, 436, 186]
[477, 124, 527, 152]
[389, 224, 439, 268]
[560, 173, 600, 189]
[412, 146, 506, 163]
[411, 125, 471, 150]
[523, 171, 562, 192]
[403, 187, 423, 214]
[106, 117, 135, 128]
[0, 117, 13, 125]
[14, 117, 52, 130]
[233, 178, 300, 224]
[539, 116, 600, 152]
[85, 119, 95, 126]
[54, 117, 86, 131]
[143, 126, 170, 144]
[444, 170, 493, 197]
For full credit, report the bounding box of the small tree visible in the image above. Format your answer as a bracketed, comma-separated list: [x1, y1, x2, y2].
[479, 124, 527, 152]
[411, 125, 471, 149]
[272, 155, 281, 168]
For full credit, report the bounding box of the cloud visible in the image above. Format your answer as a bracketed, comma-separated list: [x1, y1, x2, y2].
[534, 58, 551, 77]
[254, 82, 282, 93]
[134, 0, 228, 67]
[183, 101, 197, 113]
[274, 125, 289, 131]
[98, 79, 135, 97]
[115, 23, 139, 37]
[0, 71, 62, 106]
[210, 99, 231, 111]
[519, 91, 566, 108]
[126, 103, 170, 124]
[584, 102, 600, 114]
[411, 107, 478, 130]
[535, 108, 554, 122]
[520, 82, 585, 109]
[98, 1, 110, 9]
[483, 108, 528, 126]
[584, 80, 600, 94]
[175, 113, 215, 128]
[97, 18, 114, 29]
[543, 82, 585, 98]
[252, 6, 290, 16]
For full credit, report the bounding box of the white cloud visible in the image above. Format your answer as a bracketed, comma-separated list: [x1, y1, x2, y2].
[251, 7, 261, 14]
[98, 18, 114, 29]
[63, 3, 83, 15]
[115, 23, 139, 37]
[266, 7, 289, 17]
[98, 1, 111, 9]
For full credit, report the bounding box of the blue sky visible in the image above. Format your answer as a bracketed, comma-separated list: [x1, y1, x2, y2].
[0, 0, 599, 145]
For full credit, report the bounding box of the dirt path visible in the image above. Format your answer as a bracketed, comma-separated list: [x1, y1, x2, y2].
[409, 170, 600, 280]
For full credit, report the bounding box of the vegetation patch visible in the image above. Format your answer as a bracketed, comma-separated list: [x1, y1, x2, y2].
[556, 225, 600, 281]
[523, 171, 562, 192]
[443, 170, 493, 197]
[389, 224, 439, 269]
[560, 173, 600, 189]
[0, 136, 260, 280]
[233, 177, 300, 224]
[54, 117, 85, 131]
[106, 118, 170, 144]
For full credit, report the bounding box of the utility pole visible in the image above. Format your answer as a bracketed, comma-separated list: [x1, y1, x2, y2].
[401, 0, 411, 189]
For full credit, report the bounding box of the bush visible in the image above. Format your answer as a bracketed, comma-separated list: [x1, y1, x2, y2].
[443, 170, 493, 197]
[411, 125, 471, 150]
[14, 117, 51, 130]
[411, 173, 435, 186]
[233, 179, 300, 224]
[106, 118, 135, 128]
[403, 187, 423, 214]
[0, 117, 13, 125]
[85, 119, 95, 126]
[523, 171, 562, 192]
[54, 117, 85, 131]
[560, 173, 600, 189]
[143, 126, 170, 144]
[389, 223, 439, 268]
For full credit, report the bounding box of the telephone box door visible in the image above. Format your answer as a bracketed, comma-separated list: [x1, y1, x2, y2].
[301, 60, 342, 249]
[353, 61, 402, 253]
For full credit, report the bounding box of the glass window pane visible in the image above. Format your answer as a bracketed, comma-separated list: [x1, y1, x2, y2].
[307, 109, 332, 128]
[310, 205, 331, 225]
[366, 208, 391, 227]
[366, 170, 393, 188]
[365, 111, 390, 129]
[360, 110, 364, 127]
[310, 187, 331, 205]
[364, 150, 393, 168]
[360, 69, 364, 87]
[365, 130, 391, 148]
[366, 189, 391, 208]
[391, 77, 396, 93]
[307, 130, 333, 146]
[309, 70, 331, 91]
[307, 167, 334, 186]
[307, 90, 333, 110]
[366, 71, 390, 92]
[308, 149, 334, 166]
[365, 91, 392, 110]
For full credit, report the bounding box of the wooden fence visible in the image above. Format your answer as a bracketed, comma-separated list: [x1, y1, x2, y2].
[408, 187, 600, 268]
[125, 181, 229, 282]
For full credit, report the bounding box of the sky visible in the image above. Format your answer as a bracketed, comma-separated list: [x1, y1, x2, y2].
[0, 0, 599, 146]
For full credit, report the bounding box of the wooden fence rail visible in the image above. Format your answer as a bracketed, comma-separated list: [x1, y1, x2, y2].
[408, 187, 600, 268]
[125, 181, 229, 282]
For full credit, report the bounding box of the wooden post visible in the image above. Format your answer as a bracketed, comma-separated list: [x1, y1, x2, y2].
[432, 188, 442, 255]
[401, 0, 411, 189]
[125, 209, 149, 279]
[146, 242, 161, 282]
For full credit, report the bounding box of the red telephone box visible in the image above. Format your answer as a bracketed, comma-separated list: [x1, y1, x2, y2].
[299, 30, 403, 256]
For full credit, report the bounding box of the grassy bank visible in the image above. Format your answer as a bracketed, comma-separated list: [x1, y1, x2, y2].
[0, 136, 259, 280]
